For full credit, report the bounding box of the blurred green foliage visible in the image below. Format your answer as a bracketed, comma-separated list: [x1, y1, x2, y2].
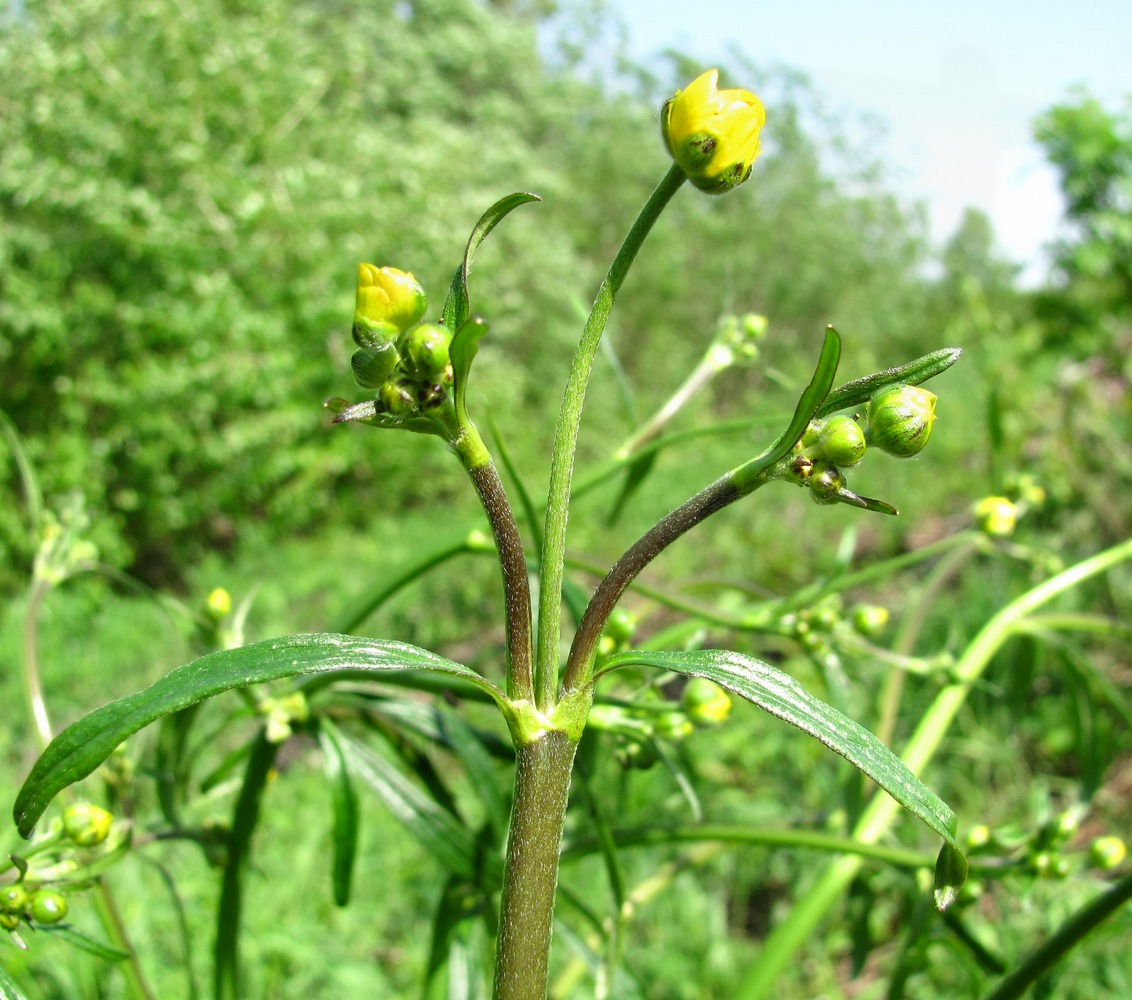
[1, 0, 940, 590]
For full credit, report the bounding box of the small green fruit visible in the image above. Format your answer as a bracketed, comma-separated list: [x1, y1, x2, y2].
[0, 884, 29, 914]
[29, 889, 67, 925]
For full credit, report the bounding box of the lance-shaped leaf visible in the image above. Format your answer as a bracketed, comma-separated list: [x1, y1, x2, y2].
[732, 327, 841, 490]
[318, 721, 360, 907]
[14, 634, 504, 837]
[596, 647, 967, 907]
[441, 192, 541, 333]
[818, 347, 961, 418]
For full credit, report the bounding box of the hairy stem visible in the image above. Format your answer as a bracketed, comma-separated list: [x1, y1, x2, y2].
[562, 472, 761, 694]
[536, 165, 686, 710]
[467, 458, 535, 700]
[494, 730, 580, 1000]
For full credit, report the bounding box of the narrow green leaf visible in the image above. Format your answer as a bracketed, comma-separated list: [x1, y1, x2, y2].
[733, 328, 841, 488]
[817, 347, 961, 417]
[0, 964, 32, 1000]
[318, 721, 360, 907]
[215, 734, 278, 1000]
[607, 449, 659, 526]
[441, 192, 541, 332]
[14, 634, 503, 837]
[425, 876, 491, 1000]
[597, 648, 967, 871]
[335, 729, 487, 881]
[40, 925, 130, 962]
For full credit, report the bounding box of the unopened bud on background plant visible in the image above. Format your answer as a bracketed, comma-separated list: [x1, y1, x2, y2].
[661, 69, 766, 194]
[205, 587, 232, 622]
[0, 885, 29, 915]
[1089, 835, 1127, 870]
[865, 385, 937, 458]
[682, 678, 732, 726]
[851, 604, 889, 637]
[28, 889, 67, 925]
[353, 264, 428, 344]
[973, 496, 1018, 537]
[62, 802, 113, 847]
[816, 415, 867, 467]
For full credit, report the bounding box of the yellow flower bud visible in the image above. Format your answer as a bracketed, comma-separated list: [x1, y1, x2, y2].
[681, 678, 732, 727]
[865, 385, 937, 458]
[662, 69, 766, 194]
[62, 802, 114, 847]
[354, 263, 428, 341]
[205, 587, 232, 621]
[973, 496, 1018, 537]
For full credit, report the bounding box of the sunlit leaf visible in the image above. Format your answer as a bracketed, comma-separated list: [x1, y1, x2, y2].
[597, 647, 967, 889]
[14, 634, 502, 837]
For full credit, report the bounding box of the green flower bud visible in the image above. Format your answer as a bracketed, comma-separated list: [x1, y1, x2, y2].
[655, 712, 694, 741]
[401, 323, 453, 383]
[816, 415, 867, 467]
[661, 69, 766, 194]
[865, 385, 937, 458]
[851, 604, 889, 637]
[0, 885, 29, 914]
[681, 678, 732, 727]
[1089, 835, 1127, 870]
[351, 343, 400, 389]
[808, 460, 846, 505]
[28, 889, 67, 924]
[378, 379, 417, 418]
[62, 802, 113, 847]
[973, 496, 1018, 537]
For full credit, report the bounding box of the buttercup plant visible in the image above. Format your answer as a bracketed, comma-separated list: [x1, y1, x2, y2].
[12, 68, 993, 999]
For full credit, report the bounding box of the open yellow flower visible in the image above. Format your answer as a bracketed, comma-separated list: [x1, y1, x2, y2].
[354, 263, 428, 341]
[662, 69, 766, 194]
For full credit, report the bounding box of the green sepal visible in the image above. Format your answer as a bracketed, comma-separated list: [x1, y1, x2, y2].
[818, 347, 961, 418]
[350, 344, 400, 389]
[441, 192, 541, 333]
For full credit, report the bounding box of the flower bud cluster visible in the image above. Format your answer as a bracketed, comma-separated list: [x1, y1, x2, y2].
[959, 809, 1128, 884]
[781, 385, 938, 510]
[587, 677, 733, 770]
[0, 883, 68, 930]
[349, 263, 455, 425]
[971, 473, 1046, 539]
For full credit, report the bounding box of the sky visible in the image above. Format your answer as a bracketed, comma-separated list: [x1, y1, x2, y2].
[610, 0, 1132, 283]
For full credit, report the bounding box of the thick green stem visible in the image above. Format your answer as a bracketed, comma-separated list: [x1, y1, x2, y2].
[562, 473, 748, 692]
[536, 165, 686, 710]
[734, 534, 1132, 999]
[494, 730, 580, 1000]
